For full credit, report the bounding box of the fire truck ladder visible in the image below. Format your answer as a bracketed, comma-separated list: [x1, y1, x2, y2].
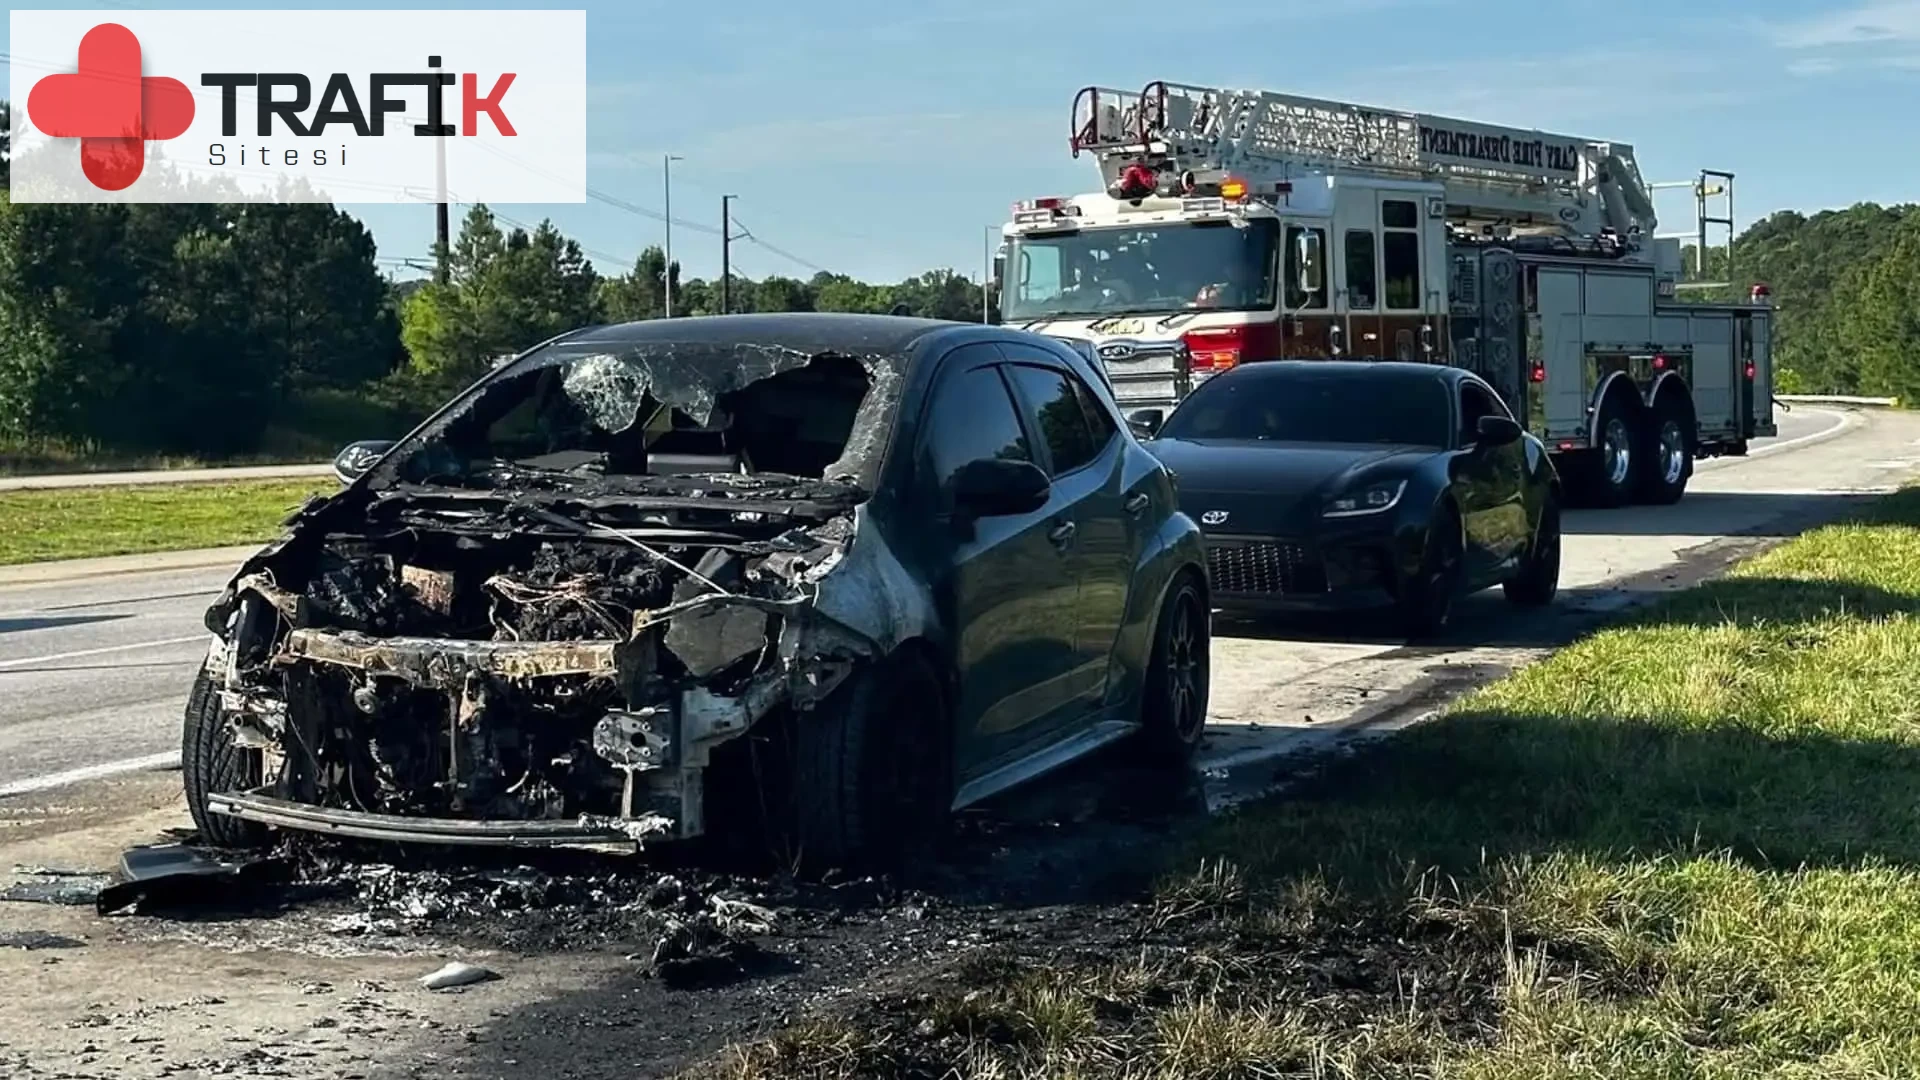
[1070, 81, 1661, 246]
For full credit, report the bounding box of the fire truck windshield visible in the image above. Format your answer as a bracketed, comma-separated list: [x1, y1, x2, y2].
[1001, 219, 1278, 321]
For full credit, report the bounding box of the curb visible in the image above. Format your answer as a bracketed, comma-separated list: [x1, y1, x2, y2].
[0, 545, 258, 588]
[0, 463, 333, 491]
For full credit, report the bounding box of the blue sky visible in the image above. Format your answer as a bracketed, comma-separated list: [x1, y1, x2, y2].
[5, 0, 1918, 286]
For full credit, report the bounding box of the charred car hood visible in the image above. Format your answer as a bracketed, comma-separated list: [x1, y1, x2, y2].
[1144, 438, 1431, 533]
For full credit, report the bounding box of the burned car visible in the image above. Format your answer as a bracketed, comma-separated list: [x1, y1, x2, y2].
[186, 313, 1210, 866]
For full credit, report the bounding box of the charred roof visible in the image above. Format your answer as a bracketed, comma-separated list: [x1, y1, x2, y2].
[561, 312, 966, 363]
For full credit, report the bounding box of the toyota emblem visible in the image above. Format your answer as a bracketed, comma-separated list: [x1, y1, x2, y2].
[1098, 341, 1137, 360]
[1200, 510, 1229, 525]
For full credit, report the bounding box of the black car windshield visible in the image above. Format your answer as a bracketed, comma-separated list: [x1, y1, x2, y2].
[1002, 220, 1278, 321]
[371, 340, 900, 494]
[1158, 368, 1452, 447]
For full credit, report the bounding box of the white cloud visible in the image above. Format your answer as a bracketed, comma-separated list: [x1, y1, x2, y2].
[1771, 0, 1920, 48]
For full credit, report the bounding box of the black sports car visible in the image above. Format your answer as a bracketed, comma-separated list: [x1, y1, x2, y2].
[1132, 360, 1561, 636]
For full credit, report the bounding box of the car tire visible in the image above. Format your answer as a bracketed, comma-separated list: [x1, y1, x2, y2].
[1580, 394, 1640, 508]
[181, 669, 268, 849]
[1503, 492, 1561, 607]
[1398, 503, 1463, 639]
[1637, 402, 1693, 505]
[788, 649, 951, 873]
[1135, 572, 1210, 764]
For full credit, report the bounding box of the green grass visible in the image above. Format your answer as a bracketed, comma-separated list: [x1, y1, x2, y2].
[0, 478, 335, 564]
[710, 486, 1920, 1080]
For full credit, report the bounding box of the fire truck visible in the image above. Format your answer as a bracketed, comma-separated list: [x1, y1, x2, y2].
[994, 80, 1776, 507]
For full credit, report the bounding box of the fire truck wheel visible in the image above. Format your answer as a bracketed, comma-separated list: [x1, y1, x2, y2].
[1636, 400, 1694, 505]
[1581, 395, 1640, 508]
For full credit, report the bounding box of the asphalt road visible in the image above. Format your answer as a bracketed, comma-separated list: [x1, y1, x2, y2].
[0, 404, 1899, 801]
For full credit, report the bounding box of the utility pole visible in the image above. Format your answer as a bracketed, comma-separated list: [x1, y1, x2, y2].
[982, 224, 995, 322]
[662, 154, 683, 316]
[431, 55, 451, 285]
[721, 194, 736, 314]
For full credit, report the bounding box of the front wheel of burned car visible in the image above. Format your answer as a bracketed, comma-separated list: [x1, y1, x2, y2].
[181, 670, 269, 849]
[782, 648, 953, 873]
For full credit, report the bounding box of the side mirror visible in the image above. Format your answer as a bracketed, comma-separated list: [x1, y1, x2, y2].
[1475, 415, 1522, 447]
[1127, 408, 1165, 439]
[1296, 230, 1325, 294]
[952, 457, 1051, 518]
[332, 439, 396, 484]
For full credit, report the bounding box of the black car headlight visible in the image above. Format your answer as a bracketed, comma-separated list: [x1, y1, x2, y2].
[1323, 479, 1406, 518]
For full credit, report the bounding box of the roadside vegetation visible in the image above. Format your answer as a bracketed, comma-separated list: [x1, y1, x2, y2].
[0, 478, 333, 565]
[705, 486, 1920, 1079]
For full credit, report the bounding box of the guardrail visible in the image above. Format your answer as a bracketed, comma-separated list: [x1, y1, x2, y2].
[1776, 394, 1900, 407]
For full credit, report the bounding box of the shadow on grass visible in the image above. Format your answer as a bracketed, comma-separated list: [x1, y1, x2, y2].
[1559, 490, 1891, 537]
[1199, 563, 1920, 892]
[1203, 708, 1920, 893]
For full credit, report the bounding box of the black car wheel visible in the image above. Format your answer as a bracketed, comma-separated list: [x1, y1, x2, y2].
[1637, 403, 1693, 505]
[1504, 492, 1561, 607]
[786, 648, 951, 873]
[181, 669, 268, 849]
[1136, 573, 1210, 763]
[1398, 504, 1463, 639]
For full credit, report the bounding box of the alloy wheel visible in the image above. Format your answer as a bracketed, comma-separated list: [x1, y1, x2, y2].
[1658, 420, 1687, 485]
[1603, 417, 1633, 488]
[1165, 591, 1205, 742]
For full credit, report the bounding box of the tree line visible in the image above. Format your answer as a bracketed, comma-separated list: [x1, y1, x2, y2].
[0, 91, 1914, 461]
[1683, 203, 1920, 402]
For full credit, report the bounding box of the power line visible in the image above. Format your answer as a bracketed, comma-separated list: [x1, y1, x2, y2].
[725, 212, 832, 275]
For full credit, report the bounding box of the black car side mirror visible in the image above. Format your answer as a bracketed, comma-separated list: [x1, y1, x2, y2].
[1475, 415, 1522, 447]
[1127, 408, 1165, 439]
[332, 439, 396, 485]
[952, 457, 1051, 518]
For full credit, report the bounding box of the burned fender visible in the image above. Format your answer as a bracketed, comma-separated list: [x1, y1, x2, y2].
[797, 503, 940, 662]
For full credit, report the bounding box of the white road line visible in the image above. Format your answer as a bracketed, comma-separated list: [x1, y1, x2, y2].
[0, 635, 205, 669]
[1700, 408, 1855, 467]
[0, 751, 179, 798]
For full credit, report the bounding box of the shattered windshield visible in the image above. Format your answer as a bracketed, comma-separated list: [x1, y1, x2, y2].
[1001, 219, 1279, 321]
[372, 340, 900, 495]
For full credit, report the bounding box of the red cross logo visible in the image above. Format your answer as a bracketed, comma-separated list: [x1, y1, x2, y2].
[26, 23, 195, 191]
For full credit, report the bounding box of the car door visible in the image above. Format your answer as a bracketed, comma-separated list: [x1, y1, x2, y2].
[995, 344, 1131, 716]
[1451, 379, 1530, 575]
[915, 344, 1086, 778]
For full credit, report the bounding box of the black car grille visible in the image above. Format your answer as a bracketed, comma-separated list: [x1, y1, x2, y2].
[1206, 538, 1328, 595]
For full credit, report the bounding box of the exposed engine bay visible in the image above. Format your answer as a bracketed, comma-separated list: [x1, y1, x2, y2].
[196, 336, 913, 853]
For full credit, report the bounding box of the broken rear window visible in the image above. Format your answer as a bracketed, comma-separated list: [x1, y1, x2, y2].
[381, 340, 901, 492]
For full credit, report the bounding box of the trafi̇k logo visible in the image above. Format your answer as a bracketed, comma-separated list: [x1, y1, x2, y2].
[8, 10, 587, 204]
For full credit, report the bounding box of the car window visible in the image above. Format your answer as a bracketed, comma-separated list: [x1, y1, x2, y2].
[923, 360, 1032, 490]
[1159, 368, 1451, 447]
[1458, 382, 1508, 445]
[1004, 363, 1103, 475]
[1071, 375, 1118, 449]
[1045, 336, 1112, 392]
